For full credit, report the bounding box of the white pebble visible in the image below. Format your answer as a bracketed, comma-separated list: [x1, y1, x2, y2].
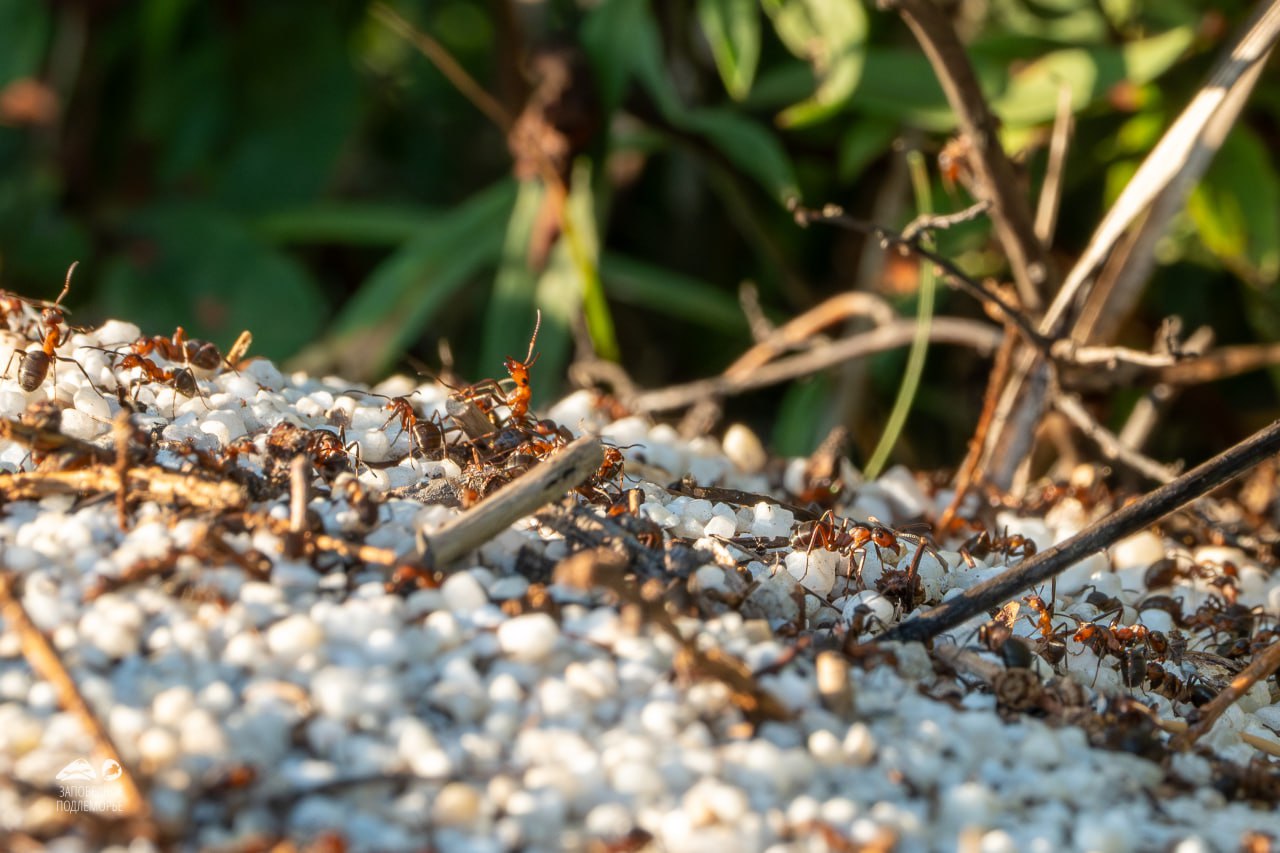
[266, 615, 325, 663]
[442, 571, 490, 612]
[722, 423, 767, 473]
[497, 613, 560, 662]
[785, 549, 840, 596]
[60, 407, 103, 440]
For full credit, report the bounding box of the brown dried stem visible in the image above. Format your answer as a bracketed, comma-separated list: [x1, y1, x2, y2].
[0, 570, 152, 824]
[880, 418, 1280, 644]
[877, 0, 1054, 310]
[1170, 636, 1280, 751]
[413, 435, 604, 569]
[631, 317, 1003, 415]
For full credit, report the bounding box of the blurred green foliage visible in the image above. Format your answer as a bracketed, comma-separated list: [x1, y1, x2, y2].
[0, 0, 1276, 467]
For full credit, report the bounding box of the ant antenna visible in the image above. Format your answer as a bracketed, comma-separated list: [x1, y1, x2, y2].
[524, 309, 542, 366]
[55, 261, 77, 307]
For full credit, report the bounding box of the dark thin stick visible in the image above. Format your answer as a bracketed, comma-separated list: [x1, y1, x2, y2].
[880, 418, 1280, 644]
[792, 202, 1046, 351]
[901, 200, 990, 243]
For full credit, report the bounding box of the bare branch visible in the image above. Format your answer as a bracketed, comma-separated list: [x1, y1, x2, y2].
[723, 291, 896, 378]
[880, 417, 1280, 645]
[876, 0, 1054, 309]
[1034, 83, 1075, 247]
[1052, 392, 1181, 484]
[1170, 636, 1280, 751]
[631, 317, 1003, 415]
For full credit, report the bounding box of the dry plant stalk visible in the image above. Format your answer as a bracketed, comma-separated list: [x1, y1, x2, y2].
[414, 435, 604, 570]
[1170, 637, 1280, 751]
[0, 571, 152, 824]
[0, 466, 248, 511]
[882, 418, 1280, 644]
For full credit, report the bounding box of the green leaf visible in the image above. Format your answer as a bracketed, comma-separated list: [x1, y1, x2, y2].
[838, 117, 898, 182]
[0, 3, 50, 82]
[581, 0, 653, 114]
[763, 0, 868, 128]
[253, 204, 441, 246]
[1187, 127, 1280, 287]
[600, 253, 747, 332]
[772, 376, 831, 455]
[697, 0, 761, 101]
[681, 108, 800, 203]
[295, 180, 516, 379]
[98, 202, 327, 361]
[990, 26, 1192, 127]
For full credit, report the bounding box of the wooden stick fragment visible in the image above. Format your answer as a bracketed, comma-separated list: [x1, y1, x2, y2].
[0, 466, 248, 511]
[1170, 637, 1280, 751]
[880, 418, 1280, 644]
[412, 435, 603, 570]
[0, 571, 151, 823]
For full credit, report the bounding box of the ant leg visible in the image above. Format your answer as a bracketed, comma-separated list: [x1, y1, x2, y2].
[56, 354, 108, 400]
[3, 349, 26, 381]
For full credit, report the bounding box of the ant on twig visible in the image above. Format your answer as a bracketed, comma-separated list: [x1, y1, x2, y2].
[3, 262, 103, 398]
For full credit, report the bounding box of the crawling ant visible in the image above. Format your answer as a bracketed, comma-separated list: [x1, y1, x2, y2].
[346, 389, 453, 460]
[445, 310, 543, 426]
[3, 262, 102, 397]
[130, 326, 223, 372]
[502, 310, 540, 422]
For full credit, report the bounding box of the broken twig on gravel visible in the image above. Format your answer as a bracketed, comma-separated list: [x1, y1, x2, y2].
[413, 435, 603, 570]
[881, 418, 1280, 644]
[1171, 637, 1280, 751]
[0, 571, 152, 825]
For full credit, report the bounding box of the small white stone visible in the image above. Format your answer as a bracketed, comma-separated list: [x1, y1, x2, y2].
[690, 565, 728, 596]
[785, 549, 840, 596]
[60, 407, 103, 440]
[497, 613, 560, 662]
[138, 726, 180, 772]
[266, 614, 325, 663]
[442, 571, 490, 612]
[722, 423, 767, 473]
[433, 781, 485, 828]
[702, 514, 737, 539]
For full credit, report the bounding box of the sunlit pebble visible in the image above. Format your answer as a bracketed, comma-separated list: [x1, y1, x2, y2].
[59, 406, 103, 440]
[785, 548, 839, 597]
[498, 613, 560, 663]
[722, 423, 767, 474]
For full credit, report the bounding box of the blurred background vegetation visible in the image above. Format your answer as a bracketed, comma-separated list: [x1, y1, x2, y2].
[0, 0, 1276, 471]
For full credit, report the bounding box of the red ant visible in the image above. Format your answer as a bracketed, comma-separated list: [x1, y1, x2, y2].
[131, 326, 223, 372]
[445, 310, 542, 425]
[3, 262, 102, 397]
[503, 310, 540, 422]
[347, 390, 452, 460]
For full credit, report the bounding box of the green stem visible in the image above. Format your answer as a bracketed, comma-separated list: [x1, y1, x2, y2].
[560, 162, 620, 361]
[863, 150, 936, 480]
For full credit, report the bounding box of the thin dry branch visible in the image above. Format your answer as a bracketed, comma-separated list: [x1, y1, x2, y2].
[1170, 636, 1280, 750]
[723, 291, 896, 378]
[880, 417, 1280, 644]
[0, 571, 152, 824]
[971, 0, 1280, 490]
[1051, 392, 1181, 484]
[412, 435, 604, 569]
[791, 203, 1045, 348]
[631, 317, 1003, 415]
[877, 0, 1054, 309]
[0, 466, 248, 510]
[1034, 83, 1075, 247]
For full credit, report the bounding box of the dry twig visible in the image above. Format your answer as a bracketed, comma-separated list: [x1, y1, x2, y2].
[1171, 637, 1280, 751]
[0, 571, 152, 825]
[413, 435, 603, 569]
[881, 418, 1280, 644]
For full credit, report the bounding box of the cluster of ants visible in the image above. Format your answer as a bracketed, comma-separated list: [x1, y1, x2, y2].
[0, 270, 628, 520]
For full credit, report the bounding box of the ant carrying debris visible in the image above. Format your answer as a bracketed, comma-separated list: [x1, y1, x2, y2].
[3, 262, 103, 398]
